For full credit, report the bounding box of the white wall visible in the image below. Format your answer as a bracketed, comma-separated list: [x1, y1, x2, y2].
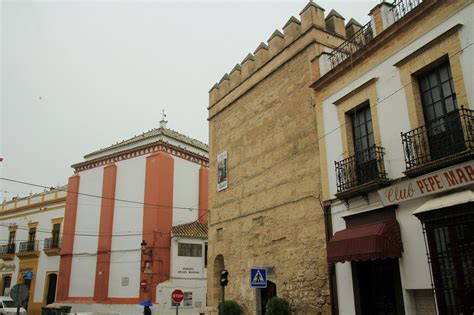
[70, 166, 103, 297]
[156, 278, 207, 315]
[330, 201, 356, 315]
[170, 237, 207, 279]
[172, 158, 200, 226]
[322, 5, 474, 199]
[108, 156, 146, 298]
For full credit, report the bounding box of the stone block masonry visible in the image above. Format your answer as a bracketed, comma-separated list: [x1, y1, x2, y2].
[205, 2, 363, 313]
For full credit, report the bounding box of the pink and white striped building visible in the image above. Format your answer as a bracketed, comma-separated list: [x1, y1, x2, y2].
[57, 120, 209, 314]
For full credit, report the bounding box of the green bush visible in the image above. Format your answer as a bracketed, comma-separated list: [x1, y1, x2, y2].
[218, 300, 243, 315]
[266, 297, 291, 315]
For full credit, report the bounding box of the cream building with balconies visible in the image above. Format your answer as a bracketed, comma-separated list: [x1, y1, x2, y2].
[0, 188, 66, 315]
[311, 0, 473, 313]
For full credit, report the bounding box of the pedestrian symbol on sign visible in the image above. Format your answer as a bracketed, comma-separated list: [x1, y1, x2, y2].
[253, 270, 264, 284]
[250, 268, 267, 288]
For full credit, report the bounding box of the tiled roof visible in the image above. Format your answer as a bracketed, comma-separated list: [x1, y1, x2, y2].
[172, 221, 208, 239]
[84, 127, 208, 159]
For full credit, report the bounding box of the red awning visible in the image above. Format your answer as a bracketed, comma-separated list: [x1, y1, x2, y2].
[327, 219, 402, 264]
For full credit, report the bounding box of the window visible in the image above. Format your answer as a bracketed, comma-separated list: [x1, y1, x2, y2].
[204, 243, 208, 268]
[52, 223, 60, 247]
[418, 61, 465, 160]
[419, 61, 457, 124]
[422, 208, 474, 315]
[351, 105, 378, 184]
[2, 275, 11, 296]
[352, 105, 375, 155]
[7, 231, 15, 254]
[178, 243, 202, 257]
[216, 228, 223, 241]
[28, 227, 36, 243]
[8, 231, 15, 245]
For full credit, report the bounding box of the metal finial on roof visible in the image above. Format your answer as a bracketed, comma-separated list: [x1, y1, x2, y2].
[160, 109, 168, 129]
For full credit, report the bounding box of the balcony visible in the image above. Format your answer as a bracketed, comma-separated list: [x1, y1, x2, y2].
[43, 237, 61, 256]
[328, 21, 374, 70]
[391, 0, 424, 22]
[17, 241, 40, 259]
[0, 243, 16, 260]
[327, 0, 424, 70]
[401, 107, 473, 177]
[335, 145, 390, 200]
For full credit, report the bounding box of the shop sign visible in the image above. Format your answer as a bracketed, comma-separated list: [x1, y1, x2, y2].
[378, 161, 474, 206]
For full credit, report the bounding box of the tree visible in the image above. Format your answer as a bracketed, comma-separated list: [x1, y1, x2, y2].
[266, 297, 291, 315]
[218, 300, 242, 315]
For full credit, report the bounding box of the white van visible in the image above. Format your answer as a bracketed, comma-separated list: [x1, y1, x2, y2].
[0, 297, 27, 314]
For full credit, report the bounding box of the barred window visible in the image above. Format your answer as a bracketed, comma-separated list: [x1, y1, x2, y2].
[178, 243, 202, 257]
[420, 205, 474, 314]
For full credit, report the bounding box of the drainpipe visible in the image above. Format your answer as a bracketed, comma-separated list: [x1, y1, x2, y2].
[323, 204, 339, 315]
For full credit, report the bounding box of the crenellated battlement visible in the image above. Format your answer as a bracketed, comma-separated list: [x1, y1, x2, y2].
[208, 1, 362, 108]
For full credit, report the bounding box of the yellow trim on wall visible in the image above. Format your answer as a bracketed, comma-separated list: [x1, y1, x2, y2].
[0, 197, 66, 215]
[396, 26, 469, 129]
[312, 2, 470, 202]
[335, 78, 381, 158]
[315, 101, 330, 201]
[18, 257, 40, 315]
[28, 222, 39, 228]
[0, 205, 65, 222]
[51, 217, 63, 225]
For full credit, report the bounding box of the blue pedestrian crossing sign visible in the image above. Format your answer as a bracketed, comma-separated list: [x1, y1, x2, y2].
[250, 268, 267, 288]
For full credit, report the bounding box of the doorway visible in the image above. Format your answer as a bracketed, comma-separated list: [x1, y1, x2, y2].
[213, 255, 224, 306]
[352, 259, 404, 315]
[260, 281, 277, 315]
[45, 273, 58, 305]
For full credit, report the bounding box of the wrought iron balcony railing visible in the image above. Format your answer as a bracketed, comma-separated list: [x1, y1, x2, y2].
[328, 21, 374, 69]
[44, 237, 61, 250]
[335, 145, 388, 195]
[0, 243, 16, 255]
[401, 107, 473, 175]
[328, 0, 424, 70]
[391, 0, 424, 22]
[19, 240, 39, 252]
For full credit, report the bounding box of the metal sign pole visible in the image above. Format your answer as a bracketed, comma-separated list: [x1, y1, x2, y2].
[175, 304, 178, 315]
[16, 285, 20, 315]
[220, 286, 225, 315]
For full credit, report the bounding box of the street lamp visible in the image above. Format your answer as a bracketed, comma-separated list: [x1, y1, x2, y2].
[141, 240, 152, 256]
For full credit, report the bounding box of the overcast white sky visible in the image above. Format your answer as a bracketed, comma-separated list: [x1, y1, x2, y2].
[0, 0, 377, 200]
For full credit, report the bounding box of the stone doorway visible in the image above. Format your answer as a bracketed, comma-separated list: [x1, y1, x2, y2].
[260, 281, 277, 315]
[212, 255, 225, 305]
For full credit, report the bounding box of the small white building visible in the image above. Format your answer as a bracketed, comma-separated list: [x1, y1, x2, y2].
[0, 188, 66, 315]
[156, 221, 207, 315]
[311, 0, 472, 314]
[57, 120, 209, 315]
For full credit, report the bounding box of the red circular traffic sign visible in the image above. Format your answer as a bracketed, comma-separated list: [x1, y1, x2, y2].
[171, 289, 184, 303]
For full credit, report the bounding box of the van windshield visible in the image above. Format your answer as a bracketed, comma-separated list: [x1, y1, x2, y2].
[3, 300, 19, 307]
